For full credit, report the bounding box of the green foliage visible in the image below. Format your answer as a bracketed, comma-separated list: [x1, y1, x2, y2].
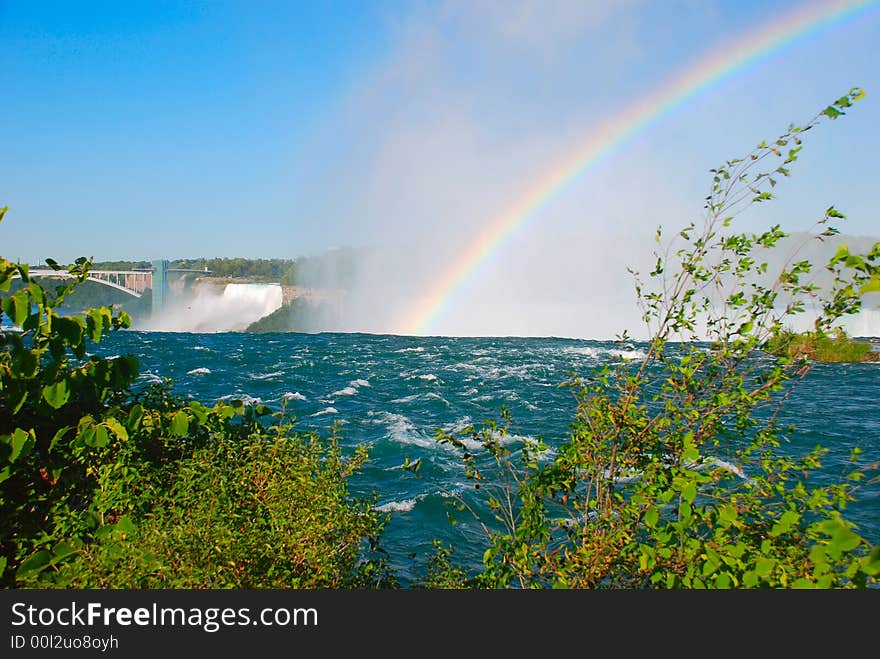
[1, 237, 138, 586]
[58, 416, 395, 588]
[246, 296, 341, 333]
[0, 208, 389, 589]
[426, 88, 880, 589]
[765, 327, 877, 362]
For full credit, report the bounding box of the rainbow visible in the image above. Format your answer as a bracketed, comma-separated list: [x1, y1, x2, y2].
[396, 0, 876, 336]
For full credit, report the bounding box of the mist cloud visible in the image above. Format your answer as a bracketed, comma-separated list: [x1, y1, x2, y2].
[285, 0, 878, 339]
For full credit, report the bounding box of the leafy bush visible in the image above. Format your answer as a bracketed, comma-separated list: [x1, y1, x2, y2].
[58, 419, 395, 588]
[765, 327, 877, 362]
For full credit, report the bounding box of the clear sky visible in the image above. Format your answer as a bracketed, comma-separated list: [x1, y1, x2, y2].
[1, 2, 878, 281]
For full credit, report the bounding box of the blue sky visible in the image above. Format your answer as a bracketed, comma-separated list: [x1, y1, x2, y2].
[1, 2, 878, 296]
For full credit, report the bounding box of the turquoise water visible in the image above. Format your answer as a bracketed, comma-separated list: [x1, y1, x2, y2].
[94, 331, 880, 584]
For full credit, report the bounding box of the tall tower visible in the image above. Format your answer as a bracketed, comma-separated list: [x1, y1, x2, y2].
[151, 259, 168, 314]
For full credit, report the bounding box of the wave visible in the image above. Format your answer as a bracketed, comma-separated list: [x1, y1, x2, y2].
[311, 406, 339, 416]
[219, 393, 262, 406]
[390, 392, 448, 405]
[372, 411, 436, 449]
[449, 362, 544, 381]
[250, 370, 284, 380]
[282, 391, 307, 401]
[375, 498, 419, 513]
[187, 367, 211, 375]
[608, 348, 648, 360]
[331, 386, 359, 397]
[563, 346, 647, 360]
[442, 417, 473, 434]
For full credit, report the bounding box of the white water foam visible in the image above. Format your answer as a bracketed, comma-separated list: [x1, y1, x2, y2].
[350, 378, 371, 388]
[331, 386, 359, 397]
[390, 392, 448, 405]
[250, 370, 284, 380]
[375, 498, 418, 513]
[187, 367, 211, 375]
[563, 346, 647, 361]
[374, 412, 436, 449]
[608, 348, 648, 360]
[460, 430, 528, 451]
[282, 391, 307, 401]
[442, 416, 473, 434]
[689, 457, 749, 481]
[219, 393, 263, 406]
[311, 406, 339, 416]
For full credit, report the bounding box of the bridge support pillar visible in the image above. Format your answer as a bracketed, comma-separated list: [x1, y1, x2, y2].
[151, 260, 168, 314]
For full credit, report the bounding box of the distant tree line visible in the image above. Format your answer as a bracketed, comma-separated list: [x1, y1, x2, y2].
[87, 249, 358, 289]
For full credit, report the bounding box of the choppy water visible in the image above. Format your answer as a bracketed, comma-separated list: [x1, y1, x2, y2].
[93, 331, 880, 584]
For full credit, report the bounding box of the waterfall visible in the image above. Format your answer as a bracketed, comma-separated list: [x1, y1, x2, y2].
[139, 283, 283, 332]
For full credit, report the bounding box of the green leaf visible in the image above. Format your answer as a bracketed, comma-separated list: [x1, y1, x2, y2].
[860, 276, 880, 295]
[52, 541, 78, 562]
[42, 380, 70, 409]
[86, 309, 105, 342]
[26, 282, 45, 306]
[171, 410, 189, 437]
[16, 550, 52, 580]
[115, 515, 137, 535]
[755, 557, 776, 577]
[188, 402, 208, 425]
[678, 501, 692, 520]
[830, 525, 861, 554]
[2, 291, 29, 326]
[0, 556, 6, 575]
[861, 547, 880, 577]
[76, 426, 96, 448]
[11, 349, 37, 378]
[49, 426, 71, 452]
[89, 425, 110, 448]
[55, 316, 84, 346]
[127, 404, 144, 427]
[718, 505, 738, 525]
[103, 417, 129, 441]
[821, 105, 842, 120]
[215, 403, 236, 420]
[769, 509, 800, 537]
[682, 481, 697, 504]
[7, 428, 35, 463]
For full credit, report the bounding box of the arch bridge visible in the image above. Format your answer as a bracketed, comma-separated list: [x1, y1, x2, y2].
[23, 260, 209, 311]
